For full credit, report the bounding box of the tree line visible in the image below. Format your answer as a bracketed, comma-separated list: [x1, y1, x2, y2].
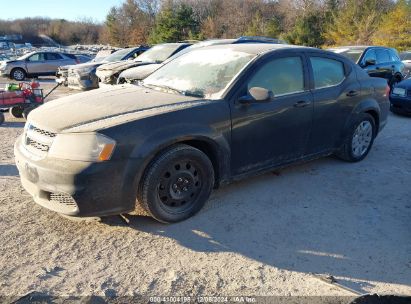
[1, 0, 411, 51]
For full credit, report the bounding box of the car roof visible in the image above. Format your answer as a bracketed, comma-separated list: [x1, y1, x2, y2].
[330, 45, 394, 51]
[194, 43, 312, 55]
[156, 43, 192, 47]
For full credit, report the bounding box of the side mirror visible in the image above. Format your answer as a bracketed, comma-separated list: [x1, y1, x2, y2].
[364, 59, 376, 66]
[250, 87, 271, 101]
[239, 87, 272, 104]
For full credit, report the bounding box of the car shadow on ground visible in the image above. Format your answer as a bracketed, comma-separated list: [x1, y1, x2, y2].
[0, 121, 25, 128]
[0, 164, 19, 176]
[102, 156, 411, 294]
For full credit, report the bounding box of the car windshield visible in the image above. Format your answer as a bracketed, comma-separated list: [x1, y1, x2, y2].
[328, 48, 364, 63]
[102, 48, 133, 62]
[135, 44, 183, 63]
[92, 56, 106, 63]
[143, 48, 255, 99]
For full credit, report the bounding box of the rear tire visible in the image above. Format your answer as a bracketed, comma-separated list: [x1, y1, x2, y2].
[335, 113, 376, 162]
[137, 144, 214, 223]
[11, 68, 26, 81]
[9, 106, 24, 118]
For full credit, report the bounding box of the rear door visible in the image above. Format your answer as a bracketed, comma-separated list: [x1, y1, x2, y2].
[306, 53, 363, 154]
[44, 53, 65, 74]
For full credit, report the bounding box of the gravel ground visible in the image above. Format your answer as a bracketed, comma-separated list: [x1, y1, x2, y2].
[0, 77, 410, 299]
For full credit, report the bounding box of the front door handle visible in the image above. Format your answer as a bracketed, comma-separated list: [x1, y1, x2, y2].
[346, 90, 359, 97]
[293, 100, 311, 108]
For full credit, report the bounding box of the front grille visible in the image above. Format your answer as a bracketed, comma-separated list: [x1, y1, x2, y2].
[30, 125, 56, 138]
[49, 193, 77, 207]
[24, 124, 55, 157]
[26, 138, 49, 152]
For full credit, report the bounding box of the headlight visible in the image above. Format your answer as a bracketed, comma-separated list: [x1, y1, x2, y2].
[48, 133, 116, 162]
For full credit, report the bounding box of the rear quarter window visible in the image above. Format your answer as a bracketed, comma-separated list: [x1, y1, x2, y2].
[310, 57, 345, 89]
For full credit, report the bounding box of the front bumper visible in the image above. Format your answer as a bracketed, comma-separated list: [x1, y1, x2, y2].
[389, 95, 411, 114]
[67, 73, 99, 90]
[96, 71, 117, 85]
[0, 70, 10, 77]
[14, 135, 134, 217]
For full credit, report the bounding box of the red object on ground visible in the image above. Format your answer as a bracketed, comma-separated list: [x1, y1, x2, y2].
[0, 91, 26, 105]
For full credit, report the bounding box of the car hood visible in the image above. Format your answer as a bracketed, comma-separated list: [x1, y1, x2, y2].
[121, 64, 162, 81]
[393, 78, 411, 89]
[97, 60, 152, 73]
[70, 62, 102, 71]
[28, 85, 205, 133]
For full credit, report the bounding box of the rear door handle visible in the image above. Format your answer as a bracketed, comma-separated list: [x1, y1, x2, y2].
[346, 90, 359, 97]
[293, 100, 311, 108]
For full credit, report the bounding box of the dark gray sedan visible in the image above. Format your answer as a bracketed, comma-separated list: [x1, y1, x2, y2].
[15, 44, 389, 223]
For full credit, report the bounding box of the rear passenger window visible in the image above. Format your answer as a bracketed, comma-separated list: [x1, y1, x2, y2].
[46, 53, 63, 60]
[248, 57, 304, 96]
[310, 57, 345, 89]
[376, 49, 390, 63]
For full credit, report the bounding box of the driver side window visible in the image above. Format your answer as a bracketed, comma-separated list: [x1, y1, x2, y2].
[248, 57, 304, 96]
[28, 53, 45, 62]
[362, 49, 376, 65]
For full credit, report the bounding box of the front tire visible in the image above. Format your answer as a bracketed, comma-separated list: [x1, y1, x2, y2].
[336, 113, 376, 162]
[9, 106, 24, 118]
[11, 68, 26, 81]
[137, 144, 214, 223]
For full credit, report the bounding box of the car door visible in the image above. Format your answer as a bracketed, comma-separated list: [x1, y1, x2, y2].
[26, 53, 46, 74]
[360, 49, 383, 78]
[306, 53, 363, 154]
[230, 53, 313, 176]
[44, 53, 64, 74]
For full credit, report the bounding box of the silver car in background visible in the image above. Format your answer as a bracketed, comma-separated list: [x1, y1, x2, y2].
[67, 46, 148, 90]
[0, 51, 79, 81]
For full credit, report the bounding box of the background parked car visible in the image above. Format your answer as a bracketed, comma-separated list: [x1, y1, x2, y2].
[75, 54, 93, 64]
[56, 50, 114, 86]
[0, 51, 79, 81]
[96, 43, 191, 86]
[389, 79, 411, 115]
[328, 46, 405, 87]
[117, 36, 288, 84]
[66, 46, 148, 90]
[399, 51, 411, 78]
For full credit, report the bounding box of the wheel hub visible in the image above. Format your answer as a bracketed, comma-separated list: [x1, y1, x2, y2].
[169, 172, 194, 200]
[352, 121, 372, 158]
[157, 161, 201, 208]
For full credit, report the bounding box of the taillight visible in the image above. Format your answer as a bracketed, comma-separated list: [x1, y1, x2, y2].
[385, 85, 390, 97]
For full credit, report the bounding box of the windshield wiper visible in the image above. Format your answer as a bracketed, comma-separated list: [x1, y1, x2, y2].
[141, 83, 205, 98]
[142, 83, 183, 95]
